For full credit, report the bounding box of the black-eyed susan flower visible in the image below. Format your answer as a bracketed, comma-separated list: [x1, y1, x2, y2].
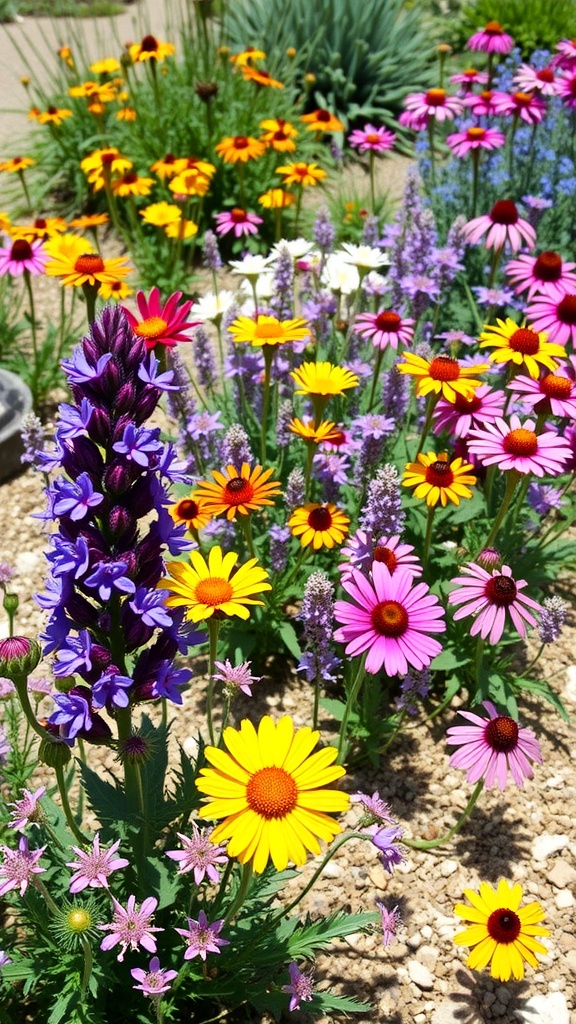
[98, 279, 133, 301]
[12, 216, 67, 242]
[229, 47, 266, 66]
[44, 234, 131, 288]
[241, 65, 284, 88]
[453, 879, 550, 981]
[228, 314, 309, 348]
[192, 463, 282, 521]
[196, 715, 349, 873]
[478, 317, 565, 378]
[288, 419, 341, 444]
[397, 351, 489, 403]
[169, 495, 213, 532]
[215, 135, 266, 163]
[260, 118, 298, 152]
[276, 162, 327, 187]
[150, 154, 188, 180]
[36, 106, 73, 126]
[288, 502, 350, 549]
[111, 172, 155, 198]
[69, 213, 109, 231]
[80, 148, 133, 191]
[301, 108, 344, 132]
[402, 452, 477, 507]
[168, 168, 211, 198]
[291, 361, 359, 397]
[129, 35, 175, 63]
[0, 156, 35, 173]
[258, 188, 296, 209]
[157, 546, 271, 622]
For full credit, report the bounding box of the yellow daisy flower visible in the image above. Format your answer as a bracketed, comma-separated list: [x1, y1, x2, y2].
[57, 45, 74, 68]
[402, 452, 477, 508]
[44, 234, 131, 287]
[288, 418, 341, 444]
[258, 188, 296, 209]
[276, 162, 327, 186]
[157, 545, 271, 623]
[241, 65, 284, 88]
[196, 714, 349, 873]
[288, 502, 350, 549]
[129, 35, 175, 63]
[260, 117, 298, 152]
[98, 279, 133, 301]
[90, 57, 121, 75]
[453, 879, 550, 981]
[397, 352, 490, 403]
[140, 202, 182, 228]
[192, 463, 282, 521]
[478, 317, 565, 379]
[36, 106, 73, 126]
[164, 219, 198, 239]
[150, 154, 188, 180]
[301, 108, 344, 132]
[228, 314, 309, 348]
[169, 495, 213, 532]
[69, 213, 109, 231]
[291, 361, 359, 397]
[111, 173, 155, 198]
[215, 135, 266, 164]
[0, 156, 35, 173]
[229, 47, 266, 66]
[168, 168, 211, 198]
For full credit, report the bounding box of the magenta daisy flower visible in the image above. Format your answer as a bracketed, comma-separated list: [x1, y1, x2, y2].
[402, 88, 463, 122]
[214, 207, 263, 238]
[526, 290, 576, 345]
[462, 200, 536, 252]
[8, 785, 46, 832]
[467, 21, 515, 55]
[552, 39, 576, 71]
[507, 364, 576, 418]
[446, 126, 505, 158]
[448, 563, 541, 643]
[339, 530, 422, 580]
[450, 68, 489, 91]
[99, 895, 163, 961]
[464, 89, 499, 116]
[348, 124, 396, 153]
[491, 90, 547, 125]
[433, 384, 506, 440]
[468, 414, 571, 476]
[446, 700, 542, 789]
[333, 564, 445, 676]
[354, 309, 414, 350]
[121, 286, 200, 349]
[0, 237, 47, 277]
[513, 63, 561, 96]
[504, 251, 576, 301]
[0, 836, 46, 896]
[557, 72, 576, 109]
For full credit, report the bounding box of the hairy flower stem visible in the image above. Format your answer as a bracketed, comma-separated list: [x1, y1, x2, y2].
[55, 763, 90, 846]
[404, 780, 484, 849]
[337, 655, 367, 765]
[12, 672, 56, 744]
[480, 469, 519, 551]
[224, 862, 253, 924]
[206, 619, 221, 746]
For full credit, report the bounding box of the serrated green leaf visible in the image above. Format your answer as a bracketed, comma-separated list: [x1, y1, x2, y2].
[288, 911, 378, 957]
[311, 991, 373, 1013]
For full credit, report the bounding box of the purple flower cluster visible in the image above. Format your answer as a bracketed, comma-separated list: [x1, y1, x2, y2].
[36, 307, 202, 744]
[297, 571, 341, 684]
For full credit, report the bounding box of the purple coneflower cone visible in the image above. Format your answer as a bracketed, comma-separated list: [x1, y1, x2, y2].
[446, 700, 543, 790]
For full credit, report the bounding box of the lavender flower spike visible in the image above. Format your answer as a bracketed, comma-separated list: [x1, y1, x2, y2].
[538, 596, 568, 644]
[359, 464, 406, 537]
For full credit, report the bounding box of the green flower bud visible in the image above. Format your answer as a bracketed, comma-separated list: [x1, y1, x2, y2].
[39, 738, 72, 768]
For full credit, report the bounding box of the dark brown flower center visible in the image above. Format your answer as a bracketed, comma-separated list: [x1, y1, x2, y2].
[453, 391, 483, 412]
[503, 427, 538, 457]
[177, 499, 199, 520]
[425, 88, 447, 106]
[484, 574, 518, 605]
[373, 546, 398, 571]
[540, 373, 572, 399]
[101, 151, 116, 166]
[484, 714, 520, 751]
[429, 355, 460, 381]
[233, 136, 249, 149]
[140, 34, 159, 53]
[272, 130, 288, 141]
[425, 460, 454, 487]
[487, 908, 521, 943]
[533, 251, 562, 281]
[328, 430, 346, 447]
[490, 200, 519, 225]
[11, 238, 33, 261]
[316, 109, 331, 121]
[557, 294, 576, 325]
[224, 477, 254, 504]
[34, 218, 47, 229]
[508, 327, 540, 354]
[308, 506, 333, 531]
[74, 253, 105, 274]
[375, 311, 401, 331]
[370, 600, 408, 637]
[537, 69, 555, 83]
[122, 173, 138, 184]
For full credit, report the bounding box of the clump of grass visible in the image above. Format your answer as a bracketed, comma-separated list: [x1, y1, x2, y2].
[7, 0, 125, 18]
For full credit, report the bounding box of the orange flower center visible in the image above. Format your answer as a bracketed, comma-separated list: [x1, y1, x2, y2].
[223, 477, 255, 505]
[484, 714, 519, 750]
[425, 88, 447, 106]
[11, 239, 33, 261]
[375, 311, 401, 331]
[503, 427, 538, 456]
[372, 546, 398, 571]
[480, 90, 494, 102]
[463, 67, 479, 76]
[134, 316, 168, 339]
[537, 68, 554, 83]
[140, 34, 159, 53]
[231, 207, 247, 221]
[308, 506, 333, 531]
[425, 459, 455, 487]
[175, 499, 198, 520]
[490, 200, 518, 225]
[513, 91, 534, 107]
[74, 253, 105, 274]
[508, 327, 540, 354]
[533, 250, 562, 281]
[540, 373, 572, 399]
[485, 20, 504, 33]
[467, 126, 486, 140]
[453, 391, 482, 412]
[233, 136, 249, 149]
[366, 133, 381, 144]
[194, 576, 233, 606]
[557, 294, 576, 325]
[429, 355, 460, 381]
[254, 322, 282, 340]
[246, 765, 298, 818]
[370, 600, 408, 637]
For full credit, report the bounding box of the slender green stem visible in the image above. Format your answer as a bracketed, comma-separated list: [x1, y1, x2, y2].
[237, 513, 256, 559]
[471, 149, 480, 219]
[522, 643, 545, 676]
[18, 170, 33, 212]
[367, 346, 384, 411]
[23, 270, 38, 364]
[404, 780, 484, 849]
[303, 442, 315, 501]
[281, 544, 310, 593]
[55, 763, 90, 846]
[223, 862, 253, 924]
[80, 935, 93, 996]
[415, 394, 438, 456]
[33, 877, 61, 916]
[487, 245, 504, 290]
[12, 673, 54, 744]
[206, 619, 221, 746]
[474, 635, 485, 692]
[369, 151, 375, 215]
[337, 655, 367, 765]
[81, 281, 98, 326]
[427, 117, 436, 185]
[294, 184, 303, 234]
[480, 469, 519, 551]
[422, 503, 436, 567]
[271, 832, 371, 922]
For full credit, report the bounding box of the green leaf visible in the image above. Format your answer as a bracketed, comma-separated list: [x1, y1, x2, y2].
[79, 761, 131, 831]
[513, 676, 570, 722]
[278, 620, 302, 659]
[311, 991, 373, 1013]
[431, 648, 468, 671]
[288, 911, 379, 958]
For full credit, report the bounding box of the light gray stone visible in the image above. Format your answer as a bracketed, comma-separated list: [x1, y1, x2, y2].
[547, 859, 576, 889]
[515, 991, 569, 1024]
[440, 859, 458, 877]
[430, 999, 467, 1024]
[407, 960, 434, 990]
[531, 833, 569, 861]
[555, 888, 574, 909]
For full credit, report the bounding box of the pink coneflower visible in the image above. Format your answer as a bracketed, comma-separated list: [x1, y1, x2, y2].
[446, 126, 505, 158]
[339, 530, 422, 580]
[348, 124, 396, 153]
[175, 911, 229, 961]
[504, 251, 576, 301]
[333, 564, 445, 676]
[165, 823, 228, 883]
[0, 836, 46, 897]
[66, 833, 129, 892]
[433, 384, 505, 440]
[0, 237, 47, 276]
[121, 286, 200, 349]
[491, 90, 547, 125]
[552, 39, 576, 71]
[467, 415, 571, 476]
[448, 563, 541, 644]
[354, 309, 415, 350]
[507, 365, 576, 418]
[513, 64, 560, 96]
[8, 786, 46, 832]
[398, 108, 428, 132]
[446, 700, 542, 789]
[214, 207, 263, 238]
[450, 68, 489, 91]
[99, 895, 163, 962]
[462, 200, 536, 252]
[464, 89, 499, 116]
[467, 21, 515, 55]
[557, 72, 576, 110]
[402, 88, 463, 122]
[526, 290, 576, 345]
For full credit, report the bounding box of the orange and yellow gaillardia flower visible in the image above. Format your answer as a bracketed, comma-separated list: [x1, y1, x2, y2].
[80, 148, 133, 191]
[260, 118, 298, 151]
[129, 34, 175, 63]
[241, 65, 284, 88]
[11, 216, 67, 242]
[397, 352, 489, 403]
[478, 317, 565, 379]
[229, 47, 266, 66]
[215, 135, 266, 163]
[289, 418, 341, 444]
[169, 494, 213, 532]
[0, 156, 35, 173]
[98, 279, 133, 301]
[276, 162, 327, 187]
[69, 213, 109, 231]
[44, 234, 131, 287]
[453, 879, 550, 981]
[196, 715, 349, 873]
[291, 361, 359, 397]
[228, 314, 309, 348]
[111, 172, 155, 197]
[158, 545, 271, 622]
[258, 188, 296, 209]
[402, 452, 477, 508]
[36, 106, 73, 126]
[288, 503, 350, 549]
[150, 154, 188, 180]
[193, 463, 282, 520]
[301, 108, 345, 132]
